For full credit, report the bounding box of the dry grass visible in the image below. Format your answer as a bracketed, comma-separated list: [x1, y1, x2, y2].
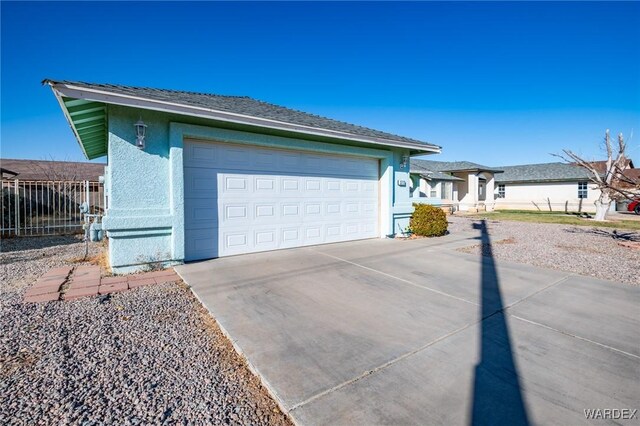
[468, 210, 640, 231]
[65, 240, 109, 272]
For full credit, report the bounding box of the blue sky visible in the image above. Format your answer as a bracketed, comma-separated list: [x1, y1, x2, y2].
[2, 1, 639, 165]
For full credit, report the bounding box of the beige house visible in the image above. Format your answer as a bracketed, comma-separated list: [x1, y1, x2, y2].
[410, 160, 503, 212]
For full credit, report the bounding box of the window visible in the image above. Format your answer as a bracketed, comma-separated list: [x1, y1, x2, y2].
[497, 184, 505, 198]
[441, 182, 453, 200]
[578, 181, 588, 199]
[429, 181, 438, 198]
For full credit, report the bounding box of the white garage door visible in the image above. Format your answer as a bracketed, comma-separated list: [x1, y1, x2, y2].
[183, 140, 380, 261]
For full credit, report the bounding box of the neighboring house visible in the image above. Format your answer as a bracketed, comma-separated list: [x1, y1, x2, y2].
[494, 162, 604, 213]
[0, 158, 105, 181]
[586, 159, 635, 176]
[412, 158, 637, 214]
[410, 160, 503, 212]
[45, 80, 441, 273]
[1, 167, 18, 179]
[494, 161, 638, 213]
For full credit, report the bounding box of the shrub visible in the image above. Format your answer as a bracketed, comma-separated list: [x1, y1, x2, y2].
[410, 204, 448, 237]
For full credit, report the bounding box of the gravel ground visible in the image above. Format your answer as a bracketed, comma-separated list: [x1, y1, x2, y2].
[0, 236, 291, 425]
[449, 215, 640, 285]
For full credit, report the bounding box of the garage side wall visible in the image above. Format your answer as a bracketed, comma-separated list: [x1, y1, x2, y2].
[102, 105, 415, 273]
[392, 151, 413, 235]
[103, 107, 177, 273]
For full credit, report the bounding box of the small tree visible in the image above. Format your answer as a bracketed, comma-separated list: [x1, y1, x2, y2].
[556, 130, 633, 221]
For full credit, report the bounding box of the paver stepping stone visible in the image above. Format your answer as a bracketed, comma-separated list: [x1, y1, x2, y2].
[24, 292, 60, 303]
[64, 286, 100, 300]
[99, 282, 128, 295]
[68, 280, 101, 290]
[129, 278, 156, 289]
[101, 276, 128, 285]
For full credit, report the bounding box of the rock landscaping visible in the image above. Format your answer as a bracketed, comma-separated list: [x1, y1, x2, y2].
[449, 215, 640, 285]
[0, 236, 291, 425]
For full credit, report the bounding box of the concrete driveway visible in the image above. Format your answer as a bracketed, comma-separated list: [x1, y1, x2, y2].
[176, 223, 640, 425]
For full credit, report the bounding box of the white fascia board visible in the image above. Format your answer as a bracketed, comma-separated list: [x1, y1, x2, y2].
[49, 82, 441, 154]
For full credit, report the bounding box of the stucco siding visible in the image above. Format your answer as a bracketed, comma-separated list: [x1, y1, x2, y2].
[495, 181, 600, 212]
[102, 105, 415, 272]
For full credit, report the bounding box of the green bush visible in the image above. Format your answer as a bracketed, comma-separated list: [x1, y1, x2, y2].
[410, 204, 448, 237]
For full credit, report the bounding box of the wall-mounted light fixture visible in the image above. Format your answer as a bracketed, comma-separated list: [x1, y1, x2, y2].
[134, 118, 147, 149]
[400, 154, 410, 169]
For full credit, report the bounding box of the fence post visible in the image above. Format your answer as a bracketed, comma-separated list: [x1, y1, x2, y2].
[14, 179, 20, 236]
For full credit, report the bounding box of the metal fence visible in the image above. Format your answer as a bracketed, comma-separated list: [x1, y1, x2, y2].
[1, 179, 104, 237]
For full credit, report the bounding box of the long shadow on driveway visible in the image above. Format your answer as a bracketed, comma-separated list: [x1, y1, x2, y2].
[471, 220, 529, 425]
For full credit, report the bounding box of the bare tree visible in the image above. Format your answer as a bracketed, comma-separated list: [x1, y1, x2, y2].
[555, 130, 634, 221]
[33, 155, 80, 181]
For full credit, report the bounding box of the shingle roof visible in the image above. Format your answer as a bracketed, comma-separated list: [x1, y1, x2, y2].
[47, 80, 439, 151]
[495, 162, 595, 183]
[0, 159, 105, 181]
[411, 159, 502, 173]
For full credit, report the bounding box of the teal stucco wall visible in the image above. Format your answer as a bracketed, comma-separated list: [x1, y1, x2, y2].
[102, 105, 416, 273]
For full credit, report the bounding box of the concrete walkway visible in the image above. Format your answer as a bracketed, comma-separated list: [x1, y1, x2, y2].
[176, 225, 640, 425]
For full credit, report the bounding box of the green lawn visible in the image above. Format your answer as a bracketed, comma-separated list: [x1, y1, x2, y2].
[467, 209, 640, 231]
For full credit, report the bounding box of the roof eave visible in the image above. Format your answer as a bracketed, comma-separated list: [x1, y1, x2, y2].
[421, 174, 464, 182]
[44, 80, 441, 155]
[47, 84, 95, 160]
[445, 168, 504, 174]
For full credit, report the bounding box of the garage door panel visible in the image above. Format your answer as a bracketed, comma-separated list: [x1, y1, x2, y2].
[325, 224, 343, 239]
[255, 228, 278, 249]
[184, 140, 379, 261]
[255, 177, 277, 192]
[255, 204, 276, 221]
[304, 178, 322, 191]
[281, 178, 300, 192]
[224, 204, 249, 221]
[223, 175, 250, 192]
[281, 227, 301, 246]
